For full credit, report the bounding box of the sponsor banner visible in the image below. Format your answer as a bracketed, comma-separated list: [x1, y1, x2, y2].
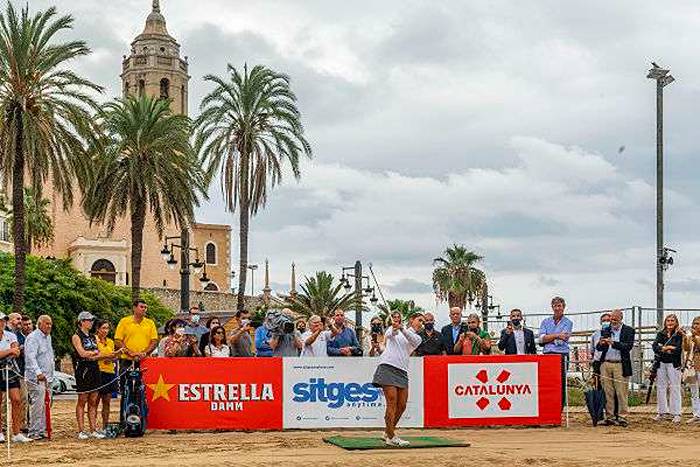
[424, 355, 561, 427]
[142, 357, 283, 430]
[283, 357, 424, 429]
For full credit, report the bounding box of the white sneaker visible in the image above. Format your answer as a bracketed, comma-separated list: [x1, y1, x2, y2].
[12, 433, 33, 443]
[386, 436, 410, 447]
[91, 431, 105, 439]
[672, 415, 682, 424]
[77, 431, 90, 440]
[0, 433, 5, 443]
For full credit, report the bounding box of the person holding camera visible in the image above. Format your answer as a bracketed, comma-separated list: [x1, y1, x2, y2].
[683, 316, 700, 424]
[414, 312, 446, 356]
[440, 307, 464, 355]
[595, 309, 635, 427]
[652, 313, 685, 424]
[162, 319, 201, 357]
[270, 308, 303, 357]
[498, 309, 536, 355]
[372, 311, 424, 447]
[589, 312, 612, 387]
[454, 313, 491, 355]
[327, 309, 362, 357]
[230, 310, 254, 357]
[301, 315, 331, 357]
[367, 316, 387, 357]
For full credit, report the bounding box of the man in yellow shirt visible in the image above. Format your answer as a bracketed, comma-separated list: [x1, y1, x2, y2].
[115, 299, 158, 363]
[114, 299, 158, 422]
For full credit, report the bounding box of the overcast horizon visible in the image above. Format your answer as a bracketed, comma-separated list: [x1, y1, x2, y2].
[33, 0, 700, 325]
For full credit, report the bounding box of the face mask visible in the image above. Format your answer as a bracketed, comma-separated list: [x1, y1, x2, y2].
[175, 327, 185, 336]
[424, 322, 434, 331]
[601, 322, 611, 330]
[371, 324, 382, 334]
[191, 315, 200, 325]
[511, 319, 521, 327]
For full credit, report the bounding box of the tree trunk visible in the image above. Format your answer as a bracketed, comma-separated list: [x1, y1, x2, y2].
[130, 201, 147, 302]
[236, 150, 250, 312]
[448, 291, 466, 310]
[12, 108, 26, 314]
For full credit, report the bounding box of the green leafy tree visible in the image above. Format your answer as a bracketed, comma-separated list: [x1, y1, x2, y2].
[84, 95, 205, 301]
[0, 252, 173, 358]
[5, 187, 54, 255]
[432, 244, 486, 309]
[287, 271, 355, 319]
[0, 3, 101, 313]
[195, 64, 312, 312]
[378, 298, 425, 322]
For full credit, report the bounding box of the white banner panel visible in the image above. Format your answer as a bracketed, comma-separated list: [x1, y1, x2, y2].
[283, 357, 423, 429]
[447, 362, 539, 419]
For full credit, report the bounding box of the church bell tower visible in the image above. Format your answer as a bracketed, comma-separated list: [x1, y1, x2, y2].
[120, 0, 189, 115]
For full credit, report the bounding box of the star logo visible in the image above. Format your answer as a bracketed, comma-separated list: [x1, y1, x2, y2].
[148, 374, 175, 402]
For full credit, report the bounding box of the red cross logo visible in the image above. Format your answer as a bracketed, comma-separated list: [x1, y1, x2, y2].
[474, 369, 512, 411]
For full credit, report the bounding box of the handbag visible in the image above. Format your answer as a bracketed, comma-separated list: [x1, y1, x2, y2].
[683, 339, 697, 385]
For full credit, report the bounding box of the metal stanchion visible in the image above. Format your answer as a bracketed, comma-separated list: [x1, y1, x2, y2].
[5, 365, 10, 461]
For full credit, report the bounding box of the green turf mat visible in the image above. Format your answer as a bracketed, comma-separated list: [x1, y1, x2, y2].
[323, 435, 470, 450]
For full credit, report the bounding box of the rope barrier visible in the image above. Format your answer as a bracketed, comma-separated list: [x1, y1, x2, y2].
[7, 367, 128, 395]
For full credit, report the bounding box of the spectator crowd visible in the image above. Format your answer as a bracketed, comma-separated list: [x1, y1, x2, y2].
[1, 294, 700, 442]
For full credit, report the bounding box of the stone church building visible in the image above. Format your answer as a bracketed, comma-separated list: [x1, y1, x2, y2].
[31, 0, 232, 294]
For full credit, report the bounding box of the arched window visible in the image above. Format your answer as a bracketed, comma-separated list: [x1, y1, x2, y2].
[160, 78, 169, 99]
[90, 259, 116, 284]
[204, 282, 219, 292]
[138, 79, 145, 97]
[205, 242, 217, 265]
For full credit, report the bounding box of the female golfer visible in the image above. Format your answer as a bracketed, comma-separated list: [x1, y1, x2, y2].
[372, 310, 424, 447]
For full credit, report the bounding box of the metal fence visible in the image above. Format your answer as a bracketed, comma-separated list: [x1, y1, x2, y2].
[482, 306, 699, 386]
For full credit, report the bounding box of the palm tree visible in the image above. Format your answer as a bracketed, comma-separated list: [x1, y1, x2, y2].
[432, 244, 486, 309]
[84, 95, 205, 301]
[195, 64, 312, 312]
[5, 187, 54, 255]
[287, 271, 355, 319]
[0, 3, 101, 313]
[378, 298, 425, 322]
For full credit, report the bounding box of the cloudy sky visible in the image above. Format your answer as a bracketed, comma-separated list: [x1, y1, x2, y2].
[35, 0, 700, 325]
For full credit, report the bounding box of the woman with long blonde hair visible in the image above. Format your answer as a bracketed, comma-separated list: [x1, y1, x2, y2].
[683, 316, 700, 424]
[652, 314, 684, 424]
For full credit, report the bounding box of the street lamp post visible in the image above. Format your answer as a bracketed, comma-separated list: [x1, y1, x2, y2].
[647, 62, 675, 327]
[340, 261, 378, 343]
[160, 233, 209, 313]
[248, 264, 258, 296]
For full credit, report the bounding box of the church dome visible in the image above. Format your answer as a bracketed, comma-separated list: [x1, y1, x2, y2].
[142, 0, 170, 37]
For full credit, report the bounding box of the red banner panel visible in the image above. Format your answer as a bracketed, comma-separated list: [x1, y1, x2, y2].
[141, 357, 283, 430]
[423, 355, 562, 427]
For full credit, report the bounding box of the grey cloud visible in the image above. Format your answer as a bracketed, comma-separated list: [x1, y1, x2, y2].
[668, 278, 700, 294]
[386, 278, 433, 295]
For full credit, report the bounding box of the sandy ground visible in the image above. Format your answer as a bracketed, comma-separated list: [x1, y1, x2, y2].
[2, 401, 699, 466]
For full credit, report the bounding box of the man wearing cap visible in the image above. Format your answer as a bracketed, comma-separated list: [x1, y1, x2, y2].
[114, 299, 158, 420]
[0, 312, 32, 443]
[24, 315, 55, 440]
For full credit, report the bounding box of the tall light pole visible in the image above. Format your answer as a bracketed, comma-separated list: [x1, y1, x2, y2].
[340, 261, 378, 342]
[647, 62, 674, 328]
[160, 234, 209, 313]
[248, 264, 258, 296]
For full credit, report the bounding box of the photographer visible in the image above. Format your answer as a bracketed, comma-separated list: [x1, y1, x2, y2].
[497, 309, 536, 355]
[161, 319, 201, 357]
[269, 308, 303, 357]
[327, 309, 362, 357]
[596, 309, 635, 427]
[414, 312, 446, 356]
[301, 315, 331, 357]
[230, 310, 254, 357]
[454, 313, 491, 355]
[652, 314, 684, 424]
[367, 316, 386, 357]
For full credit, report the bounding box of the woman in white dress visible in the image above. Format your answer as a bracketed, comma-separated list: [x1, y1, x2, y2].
[371, 311, 424, 447]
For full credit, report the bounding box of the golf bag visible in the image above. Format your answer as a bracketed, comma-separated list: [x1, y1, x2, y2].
[121, 367, 148, 437]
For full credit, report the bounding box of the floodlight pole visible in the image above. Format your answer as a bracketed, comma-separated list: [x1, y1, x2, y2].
[647, 63, 674, 328]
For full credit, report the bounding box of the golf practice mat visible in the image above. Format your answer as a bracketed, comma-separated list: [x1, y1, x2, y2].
[323, 435, 470, 450]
